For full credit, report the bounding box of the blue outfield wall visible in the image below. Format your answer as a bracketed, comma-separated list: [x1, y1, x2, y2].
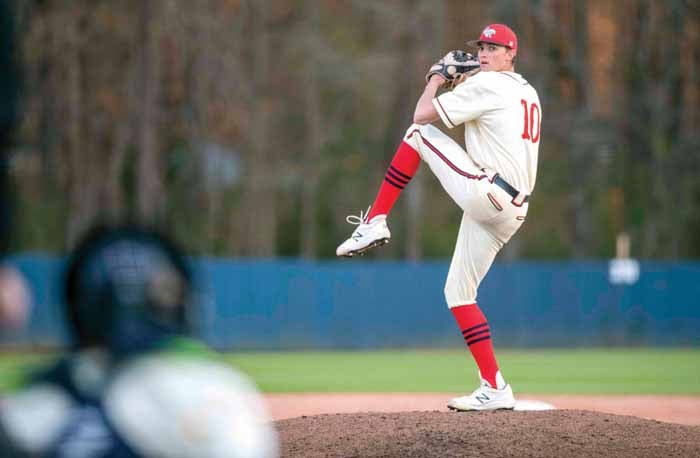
[3, 255, 700, 348]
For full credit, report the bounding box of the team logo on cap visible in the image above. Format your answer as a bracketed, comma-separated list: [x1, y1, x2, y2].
[483, 27, 496, 38]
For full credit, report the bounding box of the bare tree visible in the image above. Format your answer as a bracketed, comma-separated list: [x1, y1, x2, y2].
[135, 0, 165, 223]
[63, 3, 92, 245]
[237, 0, 276, 256]
[398, 0, 446, 260]
[300, 0, 323, 259]
[11, 0, 700, 259]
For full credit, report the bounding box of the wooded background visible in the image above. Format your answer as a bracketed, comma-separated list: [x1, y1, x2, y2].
[6, 0, 700, 260]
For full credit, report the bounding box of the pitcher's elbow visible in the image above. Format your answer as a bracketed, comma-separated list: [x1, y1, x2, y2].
[413, 113, 429, 125]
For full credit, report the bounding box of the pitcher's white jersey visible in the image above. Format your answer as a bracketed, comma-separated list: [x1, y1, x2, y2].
[433, 71, 541, 194]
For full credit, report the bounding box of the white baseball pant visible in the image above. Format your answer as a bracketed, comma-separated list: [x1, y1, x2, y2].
[402, 123, 528, 308]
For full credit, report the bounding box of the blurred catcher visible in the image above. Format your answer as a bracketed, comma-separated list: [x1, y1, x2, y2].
[0, 225, 278, 458]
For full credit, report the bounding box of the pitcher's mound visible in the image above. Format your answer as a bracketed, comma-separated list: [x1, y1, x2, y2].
[276, 410, 700, 458]
[514, 399, 555, 410]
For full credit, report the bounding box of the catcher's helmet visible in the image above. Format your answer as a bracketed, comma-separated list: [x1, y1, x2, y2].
[63, 225, 193, 353]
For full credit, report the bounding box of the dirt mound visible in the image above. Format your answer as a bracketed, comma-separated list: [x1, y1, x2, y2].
[275, 410, 700, 458]
[265, 393, 700, 425]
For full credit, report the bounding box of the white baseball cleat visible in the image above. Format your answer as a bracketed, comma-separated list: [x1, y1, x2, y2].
[447, 371, 516, 412]
[336, 207, 391, 257]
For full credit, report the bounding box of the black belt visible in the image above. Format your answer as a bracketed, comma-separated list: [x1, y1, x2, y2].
[494, 174, 530, 203]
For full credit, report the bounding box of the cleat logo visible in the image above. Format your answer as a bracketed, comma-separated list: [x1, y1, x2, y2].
[475, 393, 490, 404]
[352, 233, 364, 242]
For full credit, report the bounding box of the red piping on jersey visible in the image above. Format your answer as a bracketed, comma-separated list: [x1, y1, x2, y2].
[407, 129, 488, 180]
[434, 98, 455, 127]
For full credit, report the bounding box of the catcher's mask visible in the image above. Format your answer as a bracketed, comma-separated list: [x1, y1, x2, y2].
[63, 224, 193, 354]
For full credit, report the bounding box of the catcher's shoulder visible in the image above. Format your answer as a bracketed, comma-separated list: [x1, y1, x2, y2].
[0, 382, 74, 450]
[105, 355, 278, 458]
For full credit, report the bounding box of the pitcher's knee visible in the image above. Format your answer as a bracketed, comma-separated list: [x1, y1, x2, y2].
[444, 283, 477, 309]
[404, 123, 426, 142]
[402, 124, 426, 155]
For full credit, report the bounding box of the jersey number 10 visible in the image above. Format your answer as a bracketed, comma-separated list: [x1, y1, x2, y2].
[520, 99, 541, 143]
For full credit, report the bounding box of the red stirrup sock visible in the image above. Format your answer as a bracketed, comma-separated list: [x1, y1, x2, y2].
[366, 141, 420, 220]
[451, 303, 500, 389]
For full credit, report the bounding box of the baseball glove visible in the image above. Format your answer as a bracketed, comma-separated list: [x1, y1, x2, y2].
[425, 50, 480, 87]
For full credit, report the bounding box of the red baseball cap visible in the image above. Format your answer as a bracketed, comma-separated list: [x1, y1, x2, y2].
[467, 24, 518, 51]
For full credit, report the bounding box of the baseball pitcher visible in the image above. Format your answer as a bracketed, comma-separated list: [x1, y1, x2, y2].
[337, 24, 541, 411]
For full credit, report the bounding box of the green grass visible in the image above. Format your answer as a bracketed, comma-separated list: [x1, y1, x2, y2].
[0, 352, 55, 392]
[1, 349, 698, 395]
[223, 349, 700, 394]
